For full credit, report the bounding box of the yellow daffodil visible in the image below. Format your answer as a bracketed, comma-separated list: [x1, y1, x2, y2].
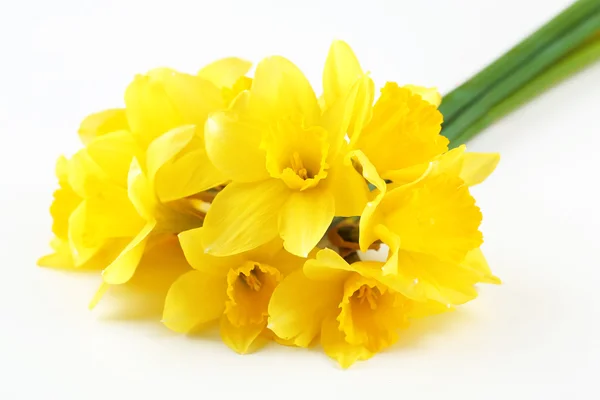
[125, 58, 252, 147]
[98, 61, 255, 287]
[355, 148, 500, 305]
[268, 248, 450, 368]
[41, 59, 253, 285]
[162, 227, 305, 354]
[201, 43, 375, 258]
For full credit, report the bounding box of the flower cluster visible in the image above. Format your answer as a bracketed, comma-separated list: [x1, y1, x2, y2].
[39, 41, 500, 368]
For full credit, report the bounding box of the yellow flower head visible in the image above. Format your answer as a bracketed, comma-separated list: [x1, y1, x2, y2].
[356, 146, 501, 305]
[268, 248, 448, 368]
[163, 227, 305, 354]
[201, 42, 378, 258]
[41, 59, 253, 296]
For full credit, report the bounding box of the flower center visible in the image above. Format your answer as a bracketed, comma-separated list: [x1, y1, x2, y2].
[290, 151, 311, 180]
[225, 261, 282, 327]
[355, 285, 379, 310]
[240, 269, 262, 291]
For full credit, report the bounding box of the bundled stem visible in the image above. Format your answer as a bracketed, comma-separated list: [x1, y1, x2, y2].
[441, 0, 600, 148]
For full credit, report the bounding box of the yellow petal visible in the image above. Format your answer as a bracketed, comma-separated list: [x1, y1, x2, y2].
[356, 82, 447, 175]
[303, 248, 354, 281]
[156, 147, 228, 202]
[178, 227, 243, 274]
[127, 157, 157, 221]
[197, 57, 252, 88]
[460, 152, 500, 187]
[67, 148, 110, 198]
[85, 130, 139, 187]
[84, 188, 145, 238]
[251, 56, 320, 126]
[202, 179, 289, 256]
[125, 68, 222, 144]
[102, 222, 156, 285]
[162, 270, 227, 333]
[98, 236, 192, 318]
[384, 251, 480, 305]
[349, 150, 387, 252]
[404, 85, 442, 107]
[67, 202, 105, 266]
[268, 269, 343, 347]
[407, 300, 453, 319]
[380, 173, 483, 264]
[78, 109, 129, 145]
[324, 154, 369, 217]
[264, 246, 307, 277]
[278, 187, 334, 257]
[461, 248, 501, 284]
[50, 158, 81, 239]
[204, 106, 268, 183]
[321, 315, 373, 369]
[321, 75, 373, 156]
[322, 40, 364, 109]
[220, 315, 265, 354]
[37, 238, 74, 269]
[146, 125, 196, 183]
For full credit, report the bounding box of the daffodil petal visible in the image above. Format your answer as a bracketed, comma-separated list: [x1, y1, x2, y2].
[125, 69, 222, 144]
[460, 152, 500, 187]
[178, 227, 242, 275]
[381, 173, 483, 263]
[127, 158, 157, 221]
[349, 150, 387, 252]
[162, 270, 227, 333]
[204, 106, 268, 183]
[268, 269, 343, 347]
[67, 202, 105, 266]
[279, 188, 334, 257]
[84, 130, 138, 188]
[146, 125, 196, 183]
[323, 40, 364, 109]
[102, 221, 156, 285]
[78, 109, 129, 145]
[251, 56, 320, 125]
[84, 188, 145, 238]
[407, 300, 453, 319]
[98, 236, 192, 318]
[325, 155, 369, 217]
[220, 316, 265, 354]
[157, 147, 229, 202]
[197, 57, 252, 88]
[384, 251, 480, 305]
[68, 149, 110, 198]
[321, 315, 373, 369]
[202, 179, 289, 256]
[462, 248, 501, 284]
[303, 248, 354, 281]
[404, 85, 442, 107]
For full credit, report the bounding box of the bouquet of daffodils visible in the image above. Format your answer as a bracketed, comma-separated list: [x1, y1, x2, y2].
[39, 41, 501, 367]
[39, 0, 600, 368]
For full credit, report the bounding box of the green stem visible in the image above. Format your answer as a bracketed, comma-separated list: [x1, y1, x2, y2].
[440, 0, 600, 123]
[442, 6, 600, 145]
[449, 35, 600, 147]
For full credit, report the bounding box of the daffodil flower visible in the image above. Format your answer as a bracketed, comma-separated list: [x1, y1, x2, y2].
[268, 248, 454, 368]
[354, 149, 500, 305]
[162, 228, 305, 354]
[201, 43, 376, 258]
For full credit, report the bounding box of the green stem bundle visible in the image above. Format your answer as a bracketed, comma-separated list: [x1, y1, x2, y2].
[441, 0, 600, 148]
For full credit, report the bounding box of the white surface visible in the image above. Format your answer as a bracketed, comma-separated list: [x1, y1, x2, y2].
[1, 0, 599, 398]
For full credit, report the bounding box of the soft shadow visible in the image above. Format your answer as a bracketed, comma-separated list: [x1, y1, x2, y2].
[389, 308, 477, 352]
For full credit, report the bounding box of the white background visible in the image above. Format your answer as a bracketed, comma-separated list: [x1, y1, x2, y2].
[1, 0, 599, 398]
